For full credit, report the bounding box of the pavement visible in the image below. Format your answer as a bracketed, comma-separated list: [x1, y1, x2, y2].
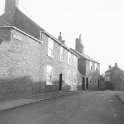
[115, 91, 124, 104]
[0, 91, 124, 124]
[1, 90, 124, 112]
[0, 90, 80, 111]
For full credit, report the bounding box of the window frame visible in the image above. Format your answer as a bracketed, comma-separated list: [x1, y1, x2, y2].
[47, 37, 54, 57]
[67, 52, 71, 64]
[46, 65, 53, 85]
[12, 33, 23, 41]
[60, 46, 64, 61]
[40, 31, 46, 44]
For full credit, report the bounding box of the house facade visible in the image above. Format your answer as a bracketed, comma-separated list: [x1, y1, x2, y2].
[0, 0, 79, 98]
[71, 35, 100, 90]
[105, 63, 124, 91]
[85, 59, 100, 90]
[0, 27, 79, 98]
[0, 0, 100, 99]
[71, 49, 100, 90]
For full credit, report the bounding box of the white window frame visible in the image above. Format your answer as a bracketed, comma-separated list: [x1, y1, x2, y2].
[96, 64, 100, 71]
[40, 31, 46, 44]
[73, 55, 77, 66]
[89, 61, 92, 71]
[71, 54, 74, 64]
[12, 33, 22, 41]
[60, 46, 64, 61]
[67, 52, 71, 64]
[48, 37, 54, 57]
[46, 65, 53, 85]
[94, 63, 97, 70]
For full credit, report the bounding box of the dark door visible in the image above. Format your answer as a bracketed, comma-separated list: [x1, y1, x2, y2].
[59, 73, 62, 91]
[82, 77, 85, 90]
[98, 79, 100, 88]
[86, 78, 88, 90]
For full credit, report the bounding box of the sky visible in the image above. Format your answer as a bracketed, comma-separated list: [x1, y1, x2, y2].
[1, 0, 124, 74]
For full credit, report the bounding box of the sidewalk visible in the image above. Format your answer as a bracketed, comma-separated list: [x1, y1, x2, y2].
[0, 91, 81, 111]
[115, 91, 124, 103]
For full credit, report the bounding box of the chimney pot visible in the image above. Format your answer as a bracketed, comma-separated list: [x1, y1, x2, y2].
[115, 63, 118, 67]
[109, 65, 111, 69]
[58, 32, 63, 42]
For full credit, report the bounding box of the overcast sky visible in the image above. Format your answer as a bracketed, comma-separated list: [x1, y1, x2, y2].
[1, 0, 124, 74]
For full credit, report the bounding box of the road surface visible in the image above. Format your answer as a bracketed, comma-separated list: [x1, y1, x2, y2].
[0, 91, 124, 124]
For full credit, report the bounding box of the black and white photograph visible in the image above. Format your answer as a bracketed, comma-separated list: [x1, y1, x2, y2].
[0, 0, 124, 123]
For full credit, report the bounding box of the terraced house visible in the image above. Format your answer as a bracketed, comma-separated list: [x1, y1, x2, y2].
[0, 0, 100, 99]
[71, 35, 100, 90]
[0, 0, 79, 98]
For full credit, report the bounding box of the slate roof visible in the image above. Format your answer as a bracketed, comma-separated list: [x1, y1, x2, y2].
[0, 8, 45, 39]
[0, 1, 99, 61]
[70, 48, 99, 64]
[105, 65, 124, 75]
[14, 9, 45, 39]
[0, 6, 79, 57]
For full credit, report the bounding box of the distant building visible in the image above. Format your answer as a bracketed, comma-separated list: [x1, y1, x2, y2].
[105, 63, 124, 90]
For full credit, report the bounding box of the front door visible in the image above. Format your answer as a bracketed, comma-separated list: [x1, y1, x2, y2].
[59, 73, 62, 91]
[82, 77, 85, 90]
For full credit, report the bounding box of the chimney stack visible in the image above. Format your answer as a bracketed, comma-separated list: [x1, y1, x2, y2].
[5, 0, 19, 14]
[58, 32, 65, 44]
[58, 32, 62, 41]
[75, 34, 84, 54]
[109, 65, 111, 70]
[115, 63, 118, 67]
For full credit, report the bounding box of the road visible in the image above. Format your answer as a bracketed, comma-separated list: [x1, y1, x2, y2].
[0, 91, 124, 124]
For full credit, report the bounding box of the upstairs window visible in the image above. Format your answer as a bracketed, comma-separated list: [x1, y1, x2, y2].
[71, 54, 77, 66]
[12, 33, 22, 41]
[48, 37, 54, 57]
[73, 56, 77, 65]
[67, 52, 71, 64]
[40, 32, 47, 44]
[95, 63, 97, 71]
[89, 61, 93, 71]
[92, 63, 95, 71]
[71, 54, 74, 64]
[60, 47, 64, 61]
[97, 64, 100, 71]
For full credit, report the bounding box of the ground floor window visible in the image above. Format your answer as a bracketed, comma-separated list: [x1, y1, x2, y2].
[46, 65, 53, 85]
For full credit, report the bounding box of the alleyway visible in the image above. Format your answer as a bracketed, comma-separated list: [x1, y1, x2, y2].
[0, 91, 124, 124]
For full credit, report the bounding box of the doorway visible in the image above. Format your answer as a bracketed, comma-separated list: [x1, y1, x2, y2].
[59, 73, 62, 91]
[82, 77, 85, 90]
[86, 78, 88, 90]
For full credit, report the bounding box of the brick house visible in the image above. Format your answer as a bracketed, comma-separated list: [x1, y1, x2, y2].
[105, 63, 124, 90]
[0, 0, 79, 99]
[71, 35, 100, 90]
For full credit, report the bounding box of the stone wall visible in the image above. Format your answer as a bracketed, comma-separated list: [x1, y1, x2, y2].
[0, 28, 78, 99]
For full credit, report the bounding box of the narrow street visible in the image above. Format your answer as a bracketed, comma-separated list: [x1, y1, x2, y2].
[0, 91, 124, 124]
